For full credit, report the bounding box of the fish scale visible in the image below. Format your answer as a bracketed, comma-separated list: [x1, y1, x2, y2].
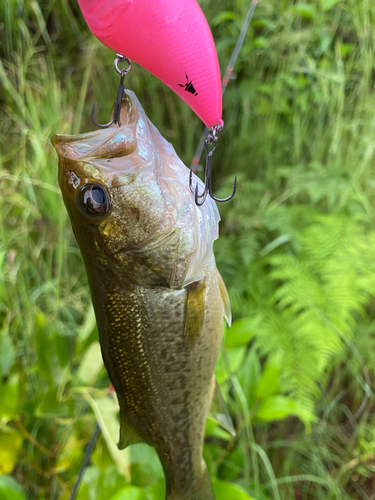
[100, 273, 221, 490]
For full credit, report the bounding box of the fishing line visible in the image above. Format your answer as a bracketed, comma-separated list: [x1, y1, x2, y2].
[190, 0, 260, 171]
[69, 423, 100, 500]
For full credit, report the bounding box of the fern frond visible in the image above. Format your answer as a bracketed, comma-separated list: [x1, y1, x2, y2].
[254, 215, 375, 410]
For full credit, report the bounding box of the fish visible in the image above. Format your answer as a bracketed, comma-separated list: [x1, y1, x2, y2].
[52, 90, 233, 500]
[76, 0, 222, 128]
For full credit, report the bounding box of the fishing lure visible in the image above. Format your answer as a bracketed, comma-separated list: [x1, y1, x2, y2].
[77, 0, 222, 128]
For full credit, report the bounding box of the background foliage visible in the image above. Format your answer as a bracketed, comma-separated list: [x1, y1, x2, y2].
[1, 0, 375, 499]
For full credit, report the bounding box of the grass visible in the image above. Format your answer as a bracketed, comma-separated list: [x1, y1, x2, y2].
[1, 0, 375, 499]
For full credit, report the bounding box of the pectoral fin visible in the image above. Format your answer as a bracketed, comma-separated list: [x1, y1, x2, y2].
[118, 409, 144, 450]
[217, 270, 232, 326]
[208, 378, 236, 437]
[184, 280, 206, 348]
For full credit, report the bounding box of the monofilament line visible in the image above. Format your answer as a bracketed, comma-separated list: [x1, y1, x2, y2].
[69, 423, 100, 500]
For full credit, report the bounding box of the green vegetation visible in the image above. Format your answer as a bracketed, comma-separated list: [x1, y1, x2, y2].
[1, 0, 375, 498]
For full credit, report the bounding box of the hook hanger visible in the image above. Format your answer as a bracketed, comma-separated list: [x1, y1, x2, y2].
[189, 125, 237, 206]
[91, 54, 132, 129]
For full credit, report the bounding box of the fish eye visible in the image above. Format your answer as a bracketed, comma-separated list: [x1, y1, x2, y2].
[78, 183, 110, 217]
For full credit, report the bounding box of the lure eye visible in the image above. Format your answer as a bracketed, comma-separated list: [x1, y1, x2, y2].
[78, 183, 110, 217]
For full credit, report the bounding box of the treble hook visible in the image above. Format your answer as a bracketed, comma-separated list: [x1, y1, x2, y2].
[189, 142, 237, 207]
[91, 55, 132, 129]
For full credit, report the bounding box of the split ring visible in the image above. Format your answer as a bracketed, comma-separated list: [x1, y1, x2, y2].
[114, 54, 132, 75]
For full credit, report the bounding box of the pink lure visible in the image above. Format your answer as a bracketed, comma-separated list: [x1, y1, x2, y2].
[77, 0, 223, 128]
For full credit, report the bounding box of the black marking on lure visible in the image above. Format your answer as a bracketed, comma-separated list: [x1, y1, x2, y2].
[178, 73, 198, 96]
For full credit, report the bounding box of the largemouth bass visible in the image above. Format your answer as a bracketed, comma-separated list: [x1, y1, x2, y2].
[52, 91, 233, 500]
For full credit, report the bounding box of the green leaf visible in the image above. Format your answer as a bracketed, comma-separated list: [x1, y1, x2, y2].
[238, 349, 261, 408]
[53, 334, 71, 368]
[292, 3, 317, 18]
[77, 341, 104, 385]
[0, 374, 21, 419]
[0, 430, 23, 475]
[0, 329, 16, 378]
[251, 18, 277, 30]
[205, 419, 233, 440]
[0, 479, 26, 500]
[340, 43, 354, 57]
[37, 387, 68, 417]
[320, 0, 341, 11]
[215, 347, 246, 383]
[146, 480, 165, 500]
[130, 443, 164, 484]
[225, 317, 259, 348]
[34, 311, 52, 383]
[76, 465, 125, 500]
[218, 447, 245, 482]
[55, 432, 83, 473]
[253, 395, 315, 426]
[255, 358, 280, 400]
[259, 235, 291, 258]
[78, 305, 97, 344]
[253, 37, 270, 49]
[212, 11, 240, 26]
[110, 486, 146, 500]
[213, 480, 255, 500]
[84, 392, 131, 479]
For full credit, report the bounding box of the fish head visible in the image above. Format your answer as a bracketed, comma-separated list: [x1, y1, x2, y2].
[52, 90, 220, 289]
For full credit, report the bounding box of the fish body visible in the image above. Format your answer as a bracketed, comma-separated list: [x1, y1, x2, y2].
[76, 0, 222, 127]
[52, 91, 231, 499]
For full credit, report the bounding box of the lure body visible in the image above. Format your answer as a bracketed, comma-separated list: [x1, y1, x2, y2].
[52, 91, 233, 499]
[77, 0, 222, 128]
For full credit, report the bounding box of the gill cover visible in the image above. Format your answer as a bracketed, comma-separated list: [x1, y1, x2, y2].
[76, 0, 222, 128]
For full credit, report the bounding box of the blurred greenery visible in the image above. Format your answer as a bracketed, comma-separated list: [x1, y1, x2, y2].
[1, 0, 375, 499]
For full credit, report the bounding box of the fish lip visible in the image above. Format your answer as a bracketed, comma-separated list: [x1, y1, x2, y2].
[52, 91, 138, 163]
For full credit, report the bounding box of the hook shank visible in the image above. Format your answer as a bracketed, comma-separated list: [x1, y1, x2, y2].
[190, 133, 236, 206]
[91, 55, 132, 129]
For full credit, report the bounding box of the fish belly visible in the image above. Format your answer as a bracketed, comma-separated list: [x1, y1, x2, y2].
[91, 259, 222, 498]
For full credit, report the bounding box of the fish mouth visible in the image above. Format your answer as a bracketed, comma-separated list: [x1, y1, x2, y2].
[52, 92, 139, 165]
